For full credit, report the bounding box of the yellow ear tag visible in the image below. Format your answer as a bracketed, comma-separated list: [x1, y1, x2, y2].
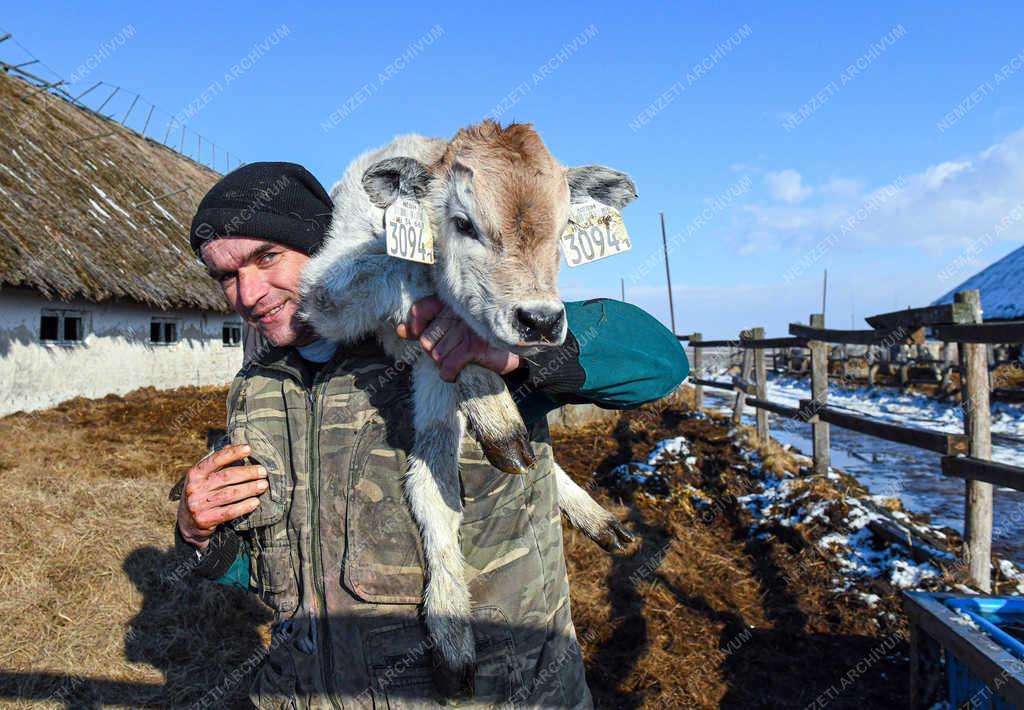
[385, 196, 435, 264]
[559, 197, 632, 268]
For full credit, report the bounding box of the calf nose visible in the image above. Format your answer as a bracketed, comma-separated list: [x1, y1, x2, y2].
[515, 304, 565, 343]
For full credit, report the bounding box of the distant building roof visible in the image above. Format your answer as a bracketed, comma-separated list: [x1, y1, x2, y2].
[0, 70, 229, 312]
[933, 244, 1024, 321]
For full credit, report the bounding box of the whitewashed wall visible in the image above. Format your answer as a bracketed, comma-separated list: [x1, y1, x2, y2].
[0, 287, 243, 415]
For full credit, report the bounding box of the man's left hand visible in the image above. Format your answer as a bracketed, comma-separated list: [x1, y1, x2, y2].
[397, 297, 520, 382]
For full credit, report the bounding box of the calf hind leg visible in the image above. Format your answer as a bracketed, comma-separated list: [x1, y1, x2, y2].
[405, 358, 476, 696]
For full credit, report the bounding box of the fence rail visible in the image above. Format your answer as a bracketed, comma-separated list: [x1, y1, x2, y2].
[684, 288, 1024, 591]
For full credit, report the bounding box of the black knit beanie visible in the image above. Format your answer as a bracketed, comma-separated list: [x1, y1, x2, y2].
[189, 162, 333, 256]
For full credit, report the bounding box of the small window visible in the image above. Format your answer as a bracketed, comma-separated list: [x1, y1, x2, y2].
[150, 317, 181, 345]
[63, 316, 82, 342]
[222, 322, 242, 347]
[40, 314, 60, 341]
[40, 310, 87, 345]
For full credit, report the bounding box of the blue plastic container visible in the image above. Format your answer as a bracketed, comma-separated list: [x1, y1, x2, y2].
[944, 597, 1024, 709]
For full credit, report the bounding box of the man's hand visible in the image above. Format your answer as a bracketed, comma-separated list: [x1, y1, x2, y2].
[176, 445, 267, 551]
[396, 297, 520, 383]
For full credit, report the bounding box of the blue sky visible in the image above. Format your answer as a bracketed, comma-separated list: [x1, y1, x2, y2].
[4, 2, 1024, 337]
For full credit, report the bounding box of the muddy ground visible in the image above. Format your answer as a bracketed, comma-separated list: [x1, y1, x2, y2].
[0, 385, 929, 708]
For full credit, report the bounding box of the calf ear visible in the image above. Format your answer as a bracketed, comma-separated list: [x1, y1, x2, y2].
[362, 157, 432, 209]
[567, 165, 638, 210]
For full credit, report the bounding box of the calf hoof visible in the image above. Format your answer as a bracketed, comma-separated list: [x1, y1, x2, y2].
[480, 434, 536, 475]
[431, 651, 476, 700]
[597, 519, 636, 552]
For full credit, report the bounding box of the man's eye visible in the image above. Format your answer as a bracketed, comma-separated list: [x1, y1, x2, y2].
[258, 252, 279, 265]
[452, 216, 475, 237]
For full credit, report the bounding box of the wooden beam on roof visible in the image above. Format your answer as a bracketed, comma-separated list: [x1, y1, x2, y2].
[866, 303, 973, 330]
[789, 323, 924, 346]
[933, 320, 1024, 345]
[739, 336, 807, 349]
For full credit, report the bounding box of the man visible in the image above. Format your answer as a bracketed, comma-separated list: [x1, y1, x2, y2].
[176, 162, 688, 708]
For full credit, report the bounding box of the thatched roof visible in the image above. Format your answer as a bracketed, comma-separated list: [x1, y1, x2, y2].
[0, 70, 229, 312]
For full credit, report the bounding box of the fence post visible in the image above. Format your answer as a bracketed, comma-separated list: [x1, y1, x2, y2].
[956, 289, 993, 592]
[809, 313, 831, 476]
[751, 327, 768, 442]
[691, 333, 703, 410]
[733, 334, 751, 425]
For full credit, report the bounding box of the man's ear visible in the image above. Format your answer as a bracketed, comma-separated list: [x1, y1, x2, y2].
[566, 165, 638, 211]
[362, 157, 432, 209]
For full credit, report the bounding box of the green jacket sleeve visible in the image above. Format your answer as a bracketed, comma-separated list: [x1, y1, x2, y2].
[211, 545, 251, 590]
[173, 523, 252, 590]
[506, 298, 689, 424]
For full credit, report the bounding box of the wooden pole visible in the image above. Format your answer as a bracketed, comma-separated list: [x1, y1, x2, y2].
[660, 212, 676, 335]
[752, 327, 768, 442]
[96, 85, 119, 113]
[691, 333, 703, 410]
[73, 81, 102, 103]
[120, 93, 139, 125]
[957, 289, 993, 592]
[141, 104, 155, 136]
[733, 335, 751, 424]
[620, 278, 625, 302]
[809, 313, 830, 476]
[822, 269, 828, 319]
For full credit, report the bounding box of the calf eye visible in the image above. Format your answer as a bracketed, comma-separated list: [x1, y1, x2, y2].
[452, 215, 475, 237]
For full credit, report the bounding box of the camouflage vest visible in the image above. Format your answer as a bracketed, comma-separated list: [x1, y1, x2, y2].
[226, 340, 593, 709]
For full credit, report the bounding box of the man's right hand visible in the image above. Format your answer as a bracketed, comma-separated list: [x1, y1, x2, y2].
[176, 444, 267, 551]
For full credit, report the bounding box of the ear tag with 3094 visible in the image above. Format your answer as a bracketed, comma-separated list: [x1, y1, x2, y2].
[385, 196, 434, 265]
[559, 197, 632, 268]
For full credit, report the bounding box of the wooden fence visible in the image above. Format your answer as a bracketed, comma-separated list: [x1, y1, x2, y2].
[682, 289, 1024, 591]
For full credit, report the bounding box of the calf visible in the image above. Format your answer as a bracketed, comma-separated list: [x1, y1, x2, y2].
[301, 120, 637, 692]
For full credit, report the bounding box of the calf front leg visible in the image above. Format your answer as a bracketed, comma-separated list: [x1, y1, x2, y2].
[554, 462, 634, 551]
[456, 364, 536, 475]
[405, 357, 476, 696]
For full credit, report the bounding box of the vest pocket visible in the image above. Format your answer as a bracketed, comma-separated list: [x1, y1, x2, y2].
[341, 415, 425, 605]
[252, 535, 299, 615]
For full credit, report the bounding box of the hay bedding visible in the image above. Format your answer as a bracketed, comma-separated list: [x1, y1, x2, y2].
[0, 385, 940, 708]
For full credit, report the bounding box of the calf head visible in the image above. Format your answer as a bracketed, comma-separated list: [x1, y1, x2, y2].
[363, 120, 637, 352]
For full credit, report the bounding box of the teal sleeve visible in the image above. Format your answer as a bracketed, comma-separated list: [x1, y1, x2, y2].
[511, 299, 689, 424]
[211, 547, 251, 591]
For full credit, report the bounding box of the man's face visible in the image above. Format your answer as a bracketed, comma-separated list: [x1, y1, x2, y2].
[201, 236, 311, 347]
